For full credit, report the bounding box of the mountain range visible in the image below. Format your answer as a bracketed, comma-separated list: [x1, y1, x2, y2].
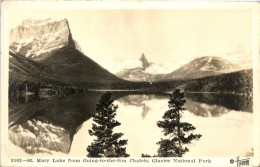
[117, 54, 242, 82]
[9, 18, 252, 93]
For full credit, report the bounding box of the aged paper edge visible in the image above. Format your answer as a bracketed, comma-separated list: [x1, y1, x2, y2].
[1, 1, 260, 167]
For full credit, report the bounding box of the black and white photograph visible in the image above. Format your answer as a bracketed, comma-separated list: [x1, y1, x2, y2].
[1, 1, 259, 167]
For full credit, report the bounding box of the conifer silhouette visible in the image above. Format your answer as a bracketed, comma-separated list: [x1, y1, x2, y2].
[87, 92, 129, 157]
[157, 89, 201, 157]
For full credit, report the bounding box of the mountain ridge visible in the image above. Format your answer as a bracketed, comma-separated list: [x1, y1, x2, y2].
[9, 50, 64, 85]
[117, 55, 242, 82]
[9, 18, 128, 86]
[167, 56, 241, 78]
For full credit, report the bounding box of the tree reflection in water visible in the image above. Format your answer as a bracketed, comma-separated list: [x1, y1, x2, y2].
[8, 91, 252, 155]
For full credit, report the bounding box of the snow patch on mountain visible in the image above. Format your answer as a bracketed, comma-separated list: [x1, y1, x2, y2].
[9, 18, 84, 60]
[145, 62, 179, 74]
[116, 53, 184, 81]
[166, 56, 241, 79]
[116, 54, 155, 81]
[200, 57, 214, 71]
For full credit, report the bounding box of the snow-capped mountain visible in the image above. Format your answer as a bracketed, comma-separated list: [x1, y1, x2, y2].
[117, 55, 241, 82]
[9, 18, 127, 85]
[9, 18, 83, 60]
[163, 56, 241, 79]
[116, 54, 156, 82]
[117, 67, 154, 82]
[117, 53, 183, 82]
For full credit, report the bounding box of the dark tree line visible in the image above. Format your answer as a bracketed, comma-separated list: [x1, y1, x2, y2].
[8, 81, 89, 98]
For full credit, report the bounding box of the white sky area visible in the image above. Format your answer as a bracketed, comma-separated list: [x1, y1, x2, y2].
[9, 9, 253, 73]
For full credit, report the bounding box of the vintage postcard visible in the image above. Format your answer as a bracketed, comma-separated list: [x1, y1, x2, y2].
[1, 1, 260, 167]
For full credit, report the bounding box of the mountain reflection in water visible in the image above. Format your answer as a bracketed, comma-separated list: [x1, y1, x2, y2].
[8, 92, 253, 156]
[9, 119, 70, 154]
[8, 92, 104, 155]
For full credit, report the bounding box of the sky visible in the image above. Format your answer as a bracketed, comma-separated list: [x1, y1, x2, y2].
[8, 9, 253, 73]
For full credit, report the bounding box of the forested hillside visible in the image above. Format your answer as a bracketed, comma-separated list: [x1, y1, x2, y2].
[182, 69, 252, 95]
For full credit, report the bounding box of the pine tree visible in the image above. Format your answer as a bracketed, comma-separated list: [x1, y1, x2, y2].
[87, 91, 129, 157]
[157, 89, 201, 157]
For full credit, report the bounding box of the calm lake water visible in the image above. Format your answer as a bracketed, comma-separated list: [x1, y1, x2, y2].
[8, 92, 253, 157]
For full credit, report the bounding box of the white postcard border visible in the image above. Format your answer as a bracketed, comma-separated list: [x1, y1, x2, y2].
[1, 1, 260, 167]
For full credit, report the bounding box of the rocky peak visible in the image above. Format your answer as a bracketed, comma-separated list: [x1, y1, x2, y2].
[139, 53, 151, 70]
[9, 18, 82, 60]
[10, 18, 70, 44]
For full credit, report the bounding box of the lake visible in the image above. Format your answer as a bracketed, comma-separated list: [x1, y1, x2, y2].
[8, 92, 253, 157]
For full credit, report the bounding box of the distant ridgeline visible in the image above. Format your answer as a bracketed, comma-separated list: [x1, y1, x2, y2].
[8, 48, 253, 96]
[8, 18, 253, 96]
